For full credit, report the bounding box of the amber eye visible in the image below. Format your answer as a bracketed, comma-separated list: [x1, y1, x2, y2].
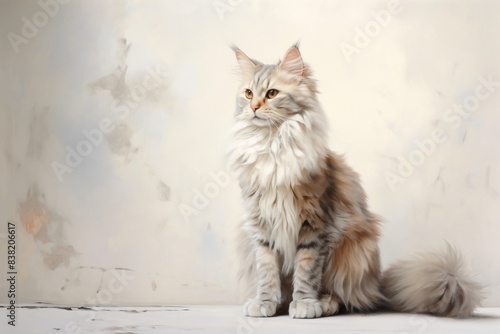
[266, 89, 279, 99]
[244, 89, 253, 99]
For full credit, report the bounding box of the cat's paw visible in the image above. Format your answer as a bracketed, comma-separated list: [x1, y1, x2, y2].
[319, 295, 339, 316]
[289, 299, 322, 319]
[243, 299, 277, 317]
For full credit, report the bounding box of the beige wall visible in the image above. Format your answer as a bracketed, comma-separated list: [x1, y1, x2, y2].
[1, 0, 499, 306]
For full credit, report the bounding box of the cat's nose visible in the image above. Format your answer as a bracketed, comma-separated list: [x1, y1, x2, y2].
[251, 103, 261, 112]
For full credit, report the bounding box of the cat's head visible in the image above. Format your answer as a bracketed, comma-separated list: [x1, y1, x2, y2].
[233, 45, 318, 127]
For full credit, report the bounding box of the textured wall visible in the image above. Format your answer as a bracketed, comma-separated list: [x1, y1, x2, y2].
[1, 0, 499, 307]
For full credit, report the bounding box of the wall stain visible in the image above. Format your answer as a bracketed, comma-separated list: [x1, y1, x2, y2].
[19, 186, 49, 235]
[43, 244, 76, 270]
[147, 167, 171, 202]
[158, 181, 170, 201]
[89, 38, 131, 104]
[18, 185, 77, 270]
[88, 37, 171, 168]
[105, 121, 138, 162]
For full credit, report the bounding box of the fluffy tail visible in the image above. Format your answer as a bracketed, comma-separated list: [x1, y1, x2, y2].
[381, 244, 483, 318]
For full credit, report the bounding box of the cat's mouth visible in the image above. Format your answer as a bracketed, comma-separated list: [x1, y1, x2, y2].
[252, 115, 268, 124]
[249, 115, 268, 126]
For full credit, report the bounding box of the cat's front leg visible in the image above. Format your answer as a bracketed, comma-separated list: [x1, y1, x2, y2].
[289, 220, 324, 319]
[243, 238, 281, 317]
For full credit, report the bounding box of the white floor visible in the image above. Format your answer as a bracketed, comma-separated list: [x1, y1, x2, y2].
[1, 305, 500, 334]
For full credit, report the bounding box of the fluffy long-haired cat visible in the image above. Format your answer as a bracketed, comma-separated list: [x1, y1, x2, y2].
[228, 44, 483, 319]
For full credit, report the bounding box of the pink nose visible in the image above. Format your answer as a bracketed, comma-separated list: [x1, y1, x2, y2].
[251, 103, 261, 112]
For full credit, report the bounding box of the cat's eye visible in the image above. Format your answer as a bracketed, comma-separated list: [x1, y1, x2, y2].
[266, 89, 279, 99]
[244, 89, 253, 99]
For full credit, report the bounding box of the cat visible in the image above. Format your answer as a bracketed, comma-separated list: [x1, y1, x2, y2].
[228, 44, 483, 319]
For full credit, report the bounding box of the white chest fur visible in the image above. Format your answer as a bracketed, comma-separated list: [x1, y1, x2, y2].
[256, 183, 301, 273]
[230, 117, 324, 273]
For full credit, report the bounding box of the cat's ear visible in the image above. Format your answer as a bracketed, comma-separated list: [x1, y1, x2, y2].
[234, 48, 256, 76]
[279, 46, 304, 77]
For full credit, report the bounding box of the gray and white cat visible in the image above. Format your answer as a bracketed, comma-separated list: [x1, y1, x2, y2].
[228, 44, 482, 318]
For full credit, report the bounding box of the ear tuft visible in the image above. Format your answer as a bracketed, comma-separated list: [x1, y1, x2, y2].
[234, 48, 256, 76]
[279, 46, 304, 77]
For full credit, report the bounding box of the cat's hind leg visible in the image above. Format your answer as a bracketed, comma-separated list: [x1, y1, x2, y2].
[319, 294, 340, 316]
[322, 215, 385, 312]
